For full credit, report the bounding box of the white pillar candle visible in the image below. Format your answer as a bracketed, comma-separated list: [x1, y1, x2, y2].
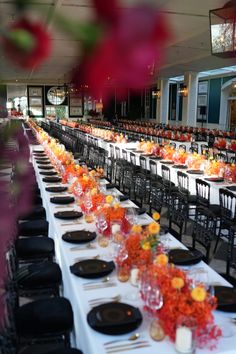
[175, 326, 193, 354]
[130, 268, 139, 286]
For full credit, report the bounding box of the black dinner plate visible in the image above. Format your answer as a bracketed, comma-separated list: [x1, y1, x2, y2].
[40, 171, 57, 176]
[33, 150, 45, 154]
[186, 170, 204, 175]
[214, 286, 236, 312]
[39, 165, 54, 170]
[50, 196, 75, 204]
[87, 302, 142, 335]
[168, 248, 203, 266]
[45, 186, 68, 193]
[34, 154, 47, 158]
[173, 164, 188, 169]
[62, 230, 96, 244]
[43, 176, 62, 183]
[226, 185, 236, 192]
[35, 157, 49, 161]
[159, 160, 174, 165]
[70, 259, 115, 279]
[119, 195, 129, 202]
[36, 160, 51, 165]
[204, 177, 224, 183]
[106, 183, 118, 189]
[150, 156, 162, 160]
[126, 207, 146, 215]
[54, 210, 83, 220]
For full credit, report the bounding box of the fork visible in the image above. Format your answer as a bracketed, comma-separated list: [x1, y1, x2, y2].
[70, 243, 96, 251]
[61, 221, 82, 226]
[89, 294, 121, 307]
[105, 341, 150, 354]
[74, 254, 100, 262]
[54, 205, 74, 209]
[88, 294, 120, 304]
[83, 283, 117, 291]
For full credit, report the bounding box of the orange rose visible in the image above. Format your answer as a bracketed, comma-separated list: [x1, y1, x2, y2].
[191, 286, 207, 302]
[148, 222, 160, 235]
[106, 195, 113, 204]
[142, 241, 151, 250]
[154, 254, 168, 266]
[171, 277, 184, 290]
[152, 212, 160, 221]
[131, 224, 142, 233]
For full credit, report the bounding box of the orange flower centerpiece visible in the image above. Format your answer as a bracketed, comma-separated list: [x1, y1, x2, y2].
[224, 163, 236, 183]
[186, 152, 206, 170]
[116, 216, 160, 281]
[204, 159, 225, 177]
[140, 259, 221, 349]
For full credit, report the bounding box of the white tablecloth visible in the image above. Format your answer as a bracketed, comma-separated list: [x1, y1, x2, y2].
[31, 145, 236, 354]
[92, 138, 236, 206]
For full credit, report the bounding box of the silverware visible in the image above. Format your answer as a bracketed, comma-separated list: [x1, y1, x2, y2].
[106, 342, 150, 354]
[90, 295, 121, 307]
[89, 294, 121, 305]
[54, 205, 74, 209]
[83, 283, 117, 291]
[61, 222, 82, 226]
[83, 276, 111, 286]
[70, 243, 96, 251]
[104, 333, 140, 346]
[105, 340, 149, 350]
[74, 254, 100, 262]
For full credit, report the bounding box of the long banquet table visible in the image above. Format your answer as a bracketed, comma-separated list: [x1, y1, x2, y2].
[87, 137, 235, 206]
[32, 144, 236, 354]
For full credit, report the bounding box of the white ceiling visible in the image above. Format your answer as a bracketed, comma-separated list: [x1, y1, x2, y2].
[0, 0, 235, 85]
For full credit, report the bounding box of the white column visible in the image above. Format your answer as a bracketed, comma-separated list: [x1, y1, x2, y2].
[155, 80, 161, 122]
[159, 78, 169, 124]
[182, 72, 198, 126]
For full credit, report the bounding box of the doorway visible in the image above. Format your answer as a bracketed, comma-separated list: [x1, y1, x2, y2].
[229, 100, 236, 132]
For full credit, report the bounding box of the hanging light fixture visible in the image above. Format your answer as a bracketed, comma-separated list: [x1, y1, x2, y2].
[209, 1, 236, 58]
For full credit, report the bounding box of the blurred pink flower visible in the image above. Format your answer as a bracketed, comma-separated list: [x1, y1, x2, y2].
[92, 0, 119, 24]
[2, 18, 51, 69]
[0, 127, 34, 328]
[72, 5, 170, 101]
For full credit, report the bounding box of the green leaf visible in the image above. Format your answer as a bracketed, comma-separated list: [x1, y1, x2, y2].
[8, 29, 35, 52]
[53, 13, 103, 51]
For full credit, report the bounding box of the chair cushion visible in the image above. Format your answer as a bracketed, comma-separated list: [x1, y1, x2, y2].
[17, 262, 62, 287]
[188, 195, 197, 204]
[16, 237, 54, 258]
[209, 204, 221, 217]
[19, 205, 46, 220]
[18, 220, 48, 237]
[46, 349, 83, 354]
[20, 344, 83, 354]
[15, 297, 74, 336]
[34, 195, 43, 205]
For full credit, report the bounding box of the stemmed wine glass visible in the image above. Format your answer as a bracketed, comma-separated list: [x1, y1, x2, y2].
[83, 193, 93, 223]
[95, 213, 109, 247]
